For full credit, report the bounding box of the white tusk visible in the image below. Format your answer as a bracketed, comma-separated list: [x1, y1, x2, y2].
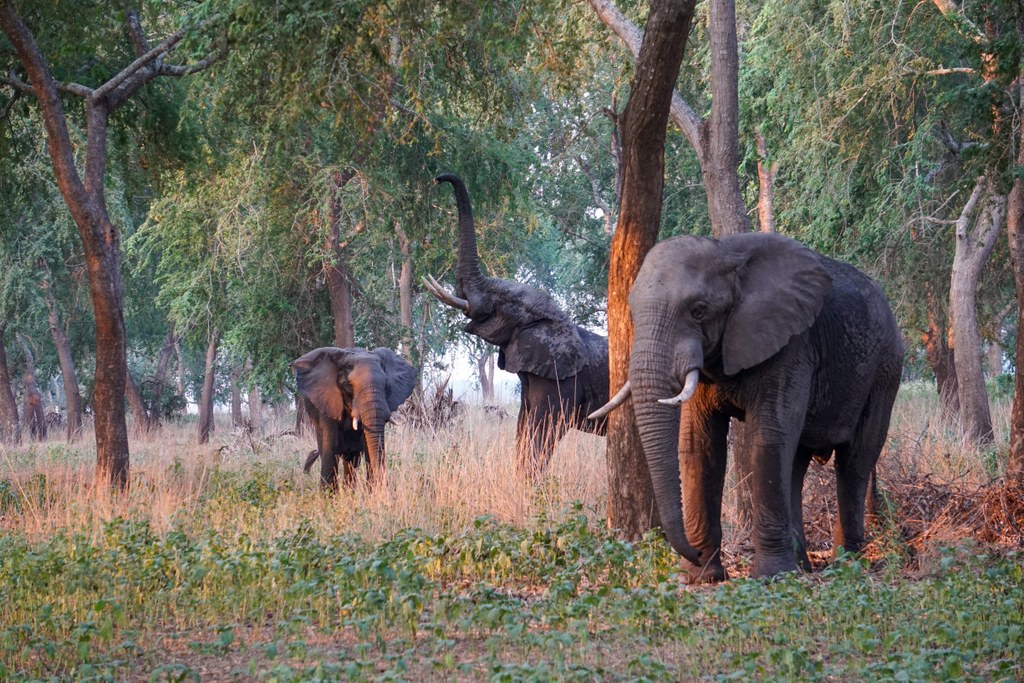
[422, 274, 470, 313]
[352, 417, 360, 431]
[658, 369, 700, 406]
[587, 380, 632, 420]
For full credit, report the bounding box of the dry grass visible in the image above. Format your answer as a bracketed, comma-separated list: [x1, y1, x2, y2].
[1, 381, 1021, 561]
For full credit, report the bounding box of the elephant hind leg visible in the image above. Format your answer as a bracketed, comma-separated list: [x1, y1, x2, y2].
[790, 447, 814, 572]
[834, 381, 898, 554]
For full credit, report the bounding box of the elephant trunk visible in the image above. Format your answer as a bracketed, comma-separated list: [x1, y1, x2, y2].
[629, 332, 703, 566]
[435, 173, 483, 296]
[354, 382, 391, 484]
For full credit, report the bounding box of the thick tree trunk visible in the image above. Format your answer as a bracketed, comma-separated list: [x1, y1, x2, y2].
[17, 334, 46, 442]
[197, 329, 219, 444]
[40, 269, 83, 440]
[0, 326, 20, 443]
[949, 178, 1002, 444]
[606, 0, 696, 540]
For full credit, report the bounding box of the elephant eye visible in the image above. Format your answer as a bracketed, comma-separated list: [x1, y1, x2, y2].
[691, 303, 708, 322]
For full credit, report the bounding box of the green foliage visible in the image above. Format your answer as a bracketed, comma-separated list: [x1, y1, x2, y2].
[0, 486, 1021, 679]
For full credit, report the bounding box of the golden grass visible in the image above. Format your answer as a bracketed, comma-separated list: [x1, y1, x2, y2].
[0, 382, 1016, 555]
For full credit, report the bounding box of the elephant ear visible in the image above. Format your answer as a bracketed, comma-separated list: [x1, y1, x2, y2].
[500, 320, 587, 380]
[291, 347, 346, 420]
[720, 233, 833, 376]
[371, 348, 418, 411]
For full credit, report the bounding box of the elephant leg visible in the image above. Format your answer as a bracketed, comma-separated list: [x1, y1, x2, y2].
[834, 382, 896, 554]
[790, 447, 814, 572]
[515, 375, 571, 481]
[319, 448, 339, 490]
[341, 453, 359, 490]
[679, 406, 730, 584]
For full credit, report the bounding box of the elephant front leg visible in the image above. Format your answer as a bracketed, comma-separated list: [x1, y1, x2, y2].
[679, 407, 730, 584]
[790, 447, 814, 572]
[747, 422, 801, 579]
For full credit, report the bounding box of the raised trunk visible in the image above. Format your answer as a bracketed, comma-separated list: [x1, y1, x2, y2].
[436, 174, 483, 295]
[197, 329, 219, 444]
[0, 325, 20, 443]
[40, 269, 83, 440]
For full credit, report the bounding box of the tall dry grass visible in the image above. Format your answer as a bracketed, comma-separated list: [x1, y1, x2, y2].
[0, 381, 1013, 551]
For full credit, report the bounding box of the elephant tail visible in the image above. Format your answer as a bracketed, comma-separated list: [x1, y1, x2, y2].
[303, 449, 320, 473]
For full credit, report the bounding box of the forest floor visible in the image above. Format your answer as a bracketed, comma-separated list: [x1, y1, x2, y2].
[0, 382, 1022, 681]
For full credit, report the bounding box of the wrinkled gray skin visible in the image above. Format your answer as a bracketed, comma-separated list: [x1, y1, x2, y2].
[291, 347, 417, 489]
[432, 173, 609, 479]
[627, 233, 903, 581]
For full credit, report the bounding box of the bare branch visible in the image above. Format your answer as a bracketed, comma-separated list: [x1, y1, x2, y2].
[576, 154, 615, 235]
[0, 89, 18, 119]
[925, 67, 976, 76]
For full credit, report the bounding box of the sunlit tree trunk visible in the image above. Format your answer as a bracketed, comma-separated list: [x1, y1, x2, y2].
[326, 171, 357, 348]
[605, 0, 696, 540]
[396, 222, 414, 360]
[755, 131, 778, 234]
[198, 329, 219, 445]
[0, 325, 21, 443]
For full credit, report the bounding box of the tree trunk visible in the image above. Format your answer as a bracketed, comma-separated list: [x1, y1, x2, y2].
[1006, 41, 1024, 482]
[40, 267, 83, 440]
[174, 337, 186, 397]
[949, 177, 1002, 444]
[326, 172, 357, 348]
[248, 384, 261, 433]
[198, 329, 219, 444]
[294, 390, 307, 436]
[17, 334, 46, 442]
[477, 350, 495, 403]
[230, 361, 243, 428]
[125, 371, 151, 434]
[985, 302, 1012, 378]
[755, 131, 778, 233]
[0, 325, 21, 443]
[606, 0, 696, 540]
[146, 325, 177, 428]
[924, 287, 960, 416]
[396, 222, 415, 360]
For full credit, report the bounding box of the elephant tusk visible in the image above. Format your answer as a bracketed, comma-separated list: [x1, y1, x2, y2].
[587, 380, 632, 420]
[422, 274, 470, 313]
[658, 369, 700, 406]
[353, 417, 360, 431]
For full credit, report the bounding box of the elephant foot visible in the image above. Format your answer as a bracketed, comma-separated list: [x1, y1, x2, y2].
[750, 555, 799, 579]
[682, 559, 727, 584]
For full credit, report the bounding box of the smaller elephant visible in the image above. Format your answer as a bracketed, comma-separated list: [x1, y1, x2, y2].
[291, 346, 417, 489]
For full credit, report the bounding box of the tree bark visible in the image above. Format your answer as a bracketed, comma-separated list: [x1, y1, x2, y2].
[326, 172, 357, 348]
[248, 384, 261, 433]
[125, 371, 151, 434]
[949, 177, 1002, 444]
[39, 267, 83, 440]
[230, 361, 243, 428]
[985, 302, 1012, 378]
[396, 222, 414, 360]
[0, 325, 21, 443]
[755, 131, 778, 233]
[16, 334, 45, 441]
[605, 0, 696, 540]
[147, 325, 177, 428]
[924, 286, 960, 416]
[476, 350, 495, 403]
[197, 329, 219, 444]
[1006, 30, 1024, 482]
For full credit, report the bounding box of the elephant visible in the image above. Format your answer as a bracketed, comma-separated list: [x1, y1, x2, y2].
[291, 346, 417, 489]
[591, 232, 903, 581]
[424, 173, 609, 479]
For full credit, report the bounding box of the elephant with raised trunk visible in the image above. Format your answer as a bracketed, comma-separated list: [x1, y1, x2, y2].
[292, 347, 417, 489]
[425, 173, 609, 479]
[592, 233, 903, 581]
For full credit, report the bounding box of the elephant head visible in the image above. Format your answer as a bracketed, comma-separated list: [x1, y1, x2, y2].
[425, 173, 588, 382]
[291, 346, 417, 487]
[594, 233, 832, 564]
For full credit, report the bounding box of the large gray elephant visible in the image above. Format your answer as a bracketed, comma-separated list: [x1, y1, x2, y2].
[592, 232, 903, 581]
[424, 173, 609, 479]
[291, 347, 417, 489]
